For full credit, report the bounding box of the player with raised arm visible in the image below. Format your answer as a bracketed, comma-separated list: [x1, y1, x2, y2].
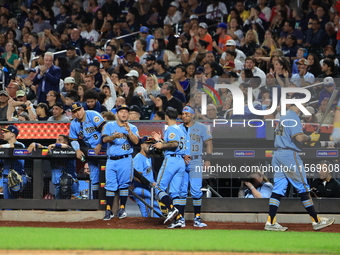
[177, 106, 213, 228]
[69, 102, 106, 199]
[102, 105, 139, 220]
[265, 93, 334, 231]
[151, 107, 186, 228]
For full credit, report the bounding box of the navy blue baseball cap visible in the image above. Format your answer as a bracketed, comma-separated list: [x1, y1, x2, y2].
[2, 125, 19, 136]
[117, 104, 130, 112]
[140, 136, 155, 144]
[195, 66, 204, 74]
[71, 102, 83, 112]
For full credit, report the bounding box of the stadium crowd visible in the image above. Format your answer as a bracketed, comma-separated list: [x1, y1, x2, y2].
[0, 0, 338, 123]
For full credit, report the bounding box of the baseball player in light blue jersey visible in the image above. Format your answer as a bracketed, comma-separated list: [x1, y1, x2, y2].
[178, 106, 213, 228]
[0, 125, 28, 199]
[27, 134, 79, 199]
[132, 136, 162, 217]
[102, 104, 139, 220]
[69, 102, 106, 199]
[151, 107, 186, 228]
[265, 93, 334, 231]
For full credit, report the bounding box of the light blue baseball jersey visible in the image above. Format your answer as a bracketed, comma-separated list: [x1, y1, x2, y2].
[133, 153, 155, 189]
[102, 121, 139, 156]
[2, 142, 25, 175]
[69, 110, 106, 148]
[163, 124, 186, 156]
[179, 121, 212, 156]
[274, 110, 303, 151]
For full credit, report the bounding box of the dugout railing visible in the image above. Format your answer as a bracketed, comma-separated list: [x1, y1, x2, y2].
[1, 147, 340, 213]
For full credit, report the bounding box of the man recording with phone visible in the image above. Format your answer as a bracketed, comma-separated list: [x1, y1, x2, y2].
[238, 171, 273, 198]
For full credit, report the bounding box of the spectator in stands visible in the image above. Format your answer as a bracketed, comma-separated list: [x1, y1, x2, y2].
[0, 90, 9, 121]
[164, 36, 189, 70]
[270, 10, 287, 38]
[318, 76, 340, 106]
[234, 1, 249, 22]
[186, 62, 196, 79]
[135, 38, 148, 65]
[146, 2, 163, 28]
[84, 74, 101, 93]
[66, 45, 82, 70]
[154, 59, 171, 87]
[291, 58, 315, 87]
[304, 18, 327, 48]
[270, 0, 291, 23]
[153, 111, 165, 120]
[310, 160, 340, 198]
[238, 171, 273, 198]
[83, 90, 108, 113]
[244, 57, 266, 87]
[32, 11, 53, 33]
[243, 6, 267, 44]
[189, 22, 213, 52]
[188, 0, 206, 22]
[316, 5, 330, 29]
[143, 54, 156, 75]
[2, 42, 19, 76]
[300, 106, 317, 123]
[88, 60, 103, 88]
[33, 52, 61, 104]
[279, 19, 304, 45]
[33, 102, 50, 121]
[258, 0, 271, 22]
[316, 98, 334, 124]
[171, 65, 190, 99]
[324, 22, 337, 49]
[197, 104, 221, 120]
[123, 8, 140, 37]
[240, 30, 260, 57]
[47, 102, 70, 121]
[0, 14, 8, 34]
[104, 45, 119, 68]
[307, 53, 322, 77]
[152, 38, 166, 61]
[67, 28, 86, 55]
[206, 0, 228, 25]
[220, 50, 243, 73]
[116, 50, 137, 77]
[317, 59, 340, 79]
[212, 22, 232, 55]
[282, 35, 299, 60]
[46, 90, 61, 114]
[128, 104, 142, 120]
[189, 39, 209, 66]
[161, 82, 183, 116]
[145, 74, 160, 104]
[119, 81, 142, 109]
[8, 18, 21, 43]
[100, 69, 117, 111]
[163, 24, 175, 40]
[164, 2, 182, 26]
[28, 32, 39, 54]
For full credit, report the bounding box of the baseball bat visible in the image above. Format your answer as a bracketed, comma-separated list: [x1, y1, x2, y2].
[316, 88, 339, 133]
[128, 187, 165, 218]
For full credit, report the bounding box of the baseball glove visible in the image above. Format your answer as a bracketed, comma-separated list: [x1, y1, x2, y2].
[7, 169, 23, 188]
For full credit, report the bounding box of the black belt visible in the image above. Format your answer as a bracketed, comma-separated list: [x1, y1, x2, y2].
[109, 154, 130, 160]
[169, 154, 184, 158]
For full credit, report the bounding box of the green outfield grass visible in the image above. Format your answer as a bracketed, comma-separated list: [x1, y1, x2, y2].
[1, 227, 340, 254]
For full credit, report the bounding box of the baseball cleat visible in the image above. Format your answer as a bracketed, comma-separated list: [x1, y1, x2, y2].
[117, 208, 127, 219]
[103, 210, 114, 221]
[194, 216, 207, 227]
[167, 217, 185, 228]
[164, 207, 179, 224]
[264, 222, 288, 231]
[312, 217, 335, 231]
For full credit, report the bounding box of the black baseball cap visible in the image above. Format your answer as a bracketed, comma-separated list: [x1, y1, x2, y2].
[88, 60, 100, 67]
[195, 66, 204, 74]
[1, 125, 19, 136]
[146, 55, 156, 61]
[71, 102, 83, 112]
[140, 136, 155, 144]
[53, 102, 65, 112]
[117, 104, 130, 112]
[130, 105, 141, 114]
